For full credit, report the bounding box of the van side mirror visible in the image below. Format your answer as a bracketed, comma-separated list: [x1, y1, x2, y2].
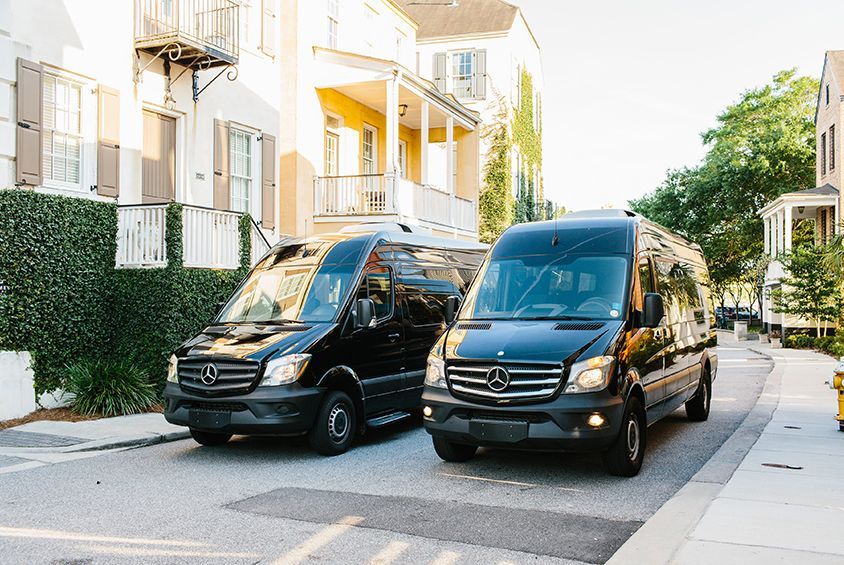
[642, 293, 664, 328]
[215, 302, 226, 315]
[444, 295, 461, 324]
[354, 298, 377, 329]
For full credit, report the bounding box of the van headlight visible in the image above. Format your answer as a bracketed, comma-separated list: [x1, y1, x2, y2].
[424, 333, 448, 389]
[260, 354, 311, 387]
[564, 356, 615, 394]
[167, 354, 179, 383]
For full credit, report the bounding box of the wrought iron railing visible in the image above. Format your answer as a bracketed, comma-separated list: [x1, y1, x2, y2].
[134, 0, 239, 62]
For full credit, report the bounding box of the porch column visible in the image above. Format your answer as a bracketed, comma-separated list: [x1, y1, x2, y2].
[772, 211, 779, 257]
[784, 205, 793, 251]
[763, 216, 770, 255]
[776, 209, 784, 256]
[385, 76, 399, 174]
[446, 116, 454, 194]
[421, 101, 429, 185]
[835, 202, 841, 234]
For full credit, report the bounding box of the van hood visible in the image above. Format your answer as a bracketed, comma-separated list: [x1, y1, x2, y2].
[444, 320, 624, 365]
[175, 323, 335, 362]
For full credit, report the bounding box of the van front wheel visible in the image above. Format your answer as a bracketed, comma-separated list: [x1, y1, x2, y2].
[685, 367, 711, 422]
[602, 396, 646, 477]
[309, 390, 356, 456]
[432, 436, 477, 462]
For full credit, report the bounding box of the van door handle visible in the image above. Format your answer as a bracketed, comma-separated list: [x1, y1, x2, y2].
[388, 332, 401, 342]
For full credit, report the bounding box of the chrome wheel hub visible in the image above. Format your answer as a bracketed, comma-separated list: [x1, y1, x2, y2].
[626, 415, 640, 462]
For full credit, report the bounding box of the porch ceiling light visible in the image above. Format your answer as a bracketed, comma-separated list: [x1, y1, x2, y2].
[398, 104, 408, 118]
[798, 206, 805, 214]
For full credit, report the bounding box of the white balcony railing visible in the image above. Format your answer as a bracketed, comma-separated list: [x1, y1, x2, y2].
[314, 173, 477, 234]
[116, 205, 168, 268]
[116, 205, 270, 269]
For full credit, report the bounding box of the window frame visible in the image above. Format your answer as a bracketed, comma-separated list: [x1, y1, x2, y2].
[398, 139, 408, 178]
[327, 0, 339, 49]
[450, 49, 474, 99]
[822, 132, 828, 175]
[42, 70, 86, 191]
[360, 265, 395, 323]
[830, 124, 836, 171]
[229, 125, 257, 214]
[362, 124, 378, 175]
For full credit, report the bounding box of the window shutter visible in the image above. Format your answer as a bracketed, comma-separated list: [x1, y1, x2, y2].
[433, 52, 446, 92]
[261, 0, 276, 57]
[213, 119, 231, 210]
[97, 85, 120, 197]
[15, 58, 43, 186]
[261, 132, 276, 229]
[473, 49, 487, 100]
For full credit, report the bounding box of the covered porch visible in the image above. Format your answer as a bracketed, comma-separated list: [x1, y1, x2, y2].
[759, 184, 839, 333]
[311, 48, 481, 239]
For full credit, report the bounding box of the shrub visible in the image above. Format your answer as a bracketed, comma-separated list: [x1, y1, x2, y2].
[65, 360, 159, 417]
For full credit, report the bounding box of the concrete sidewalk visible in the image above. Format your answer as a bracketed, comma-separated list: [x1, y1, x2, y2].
[0, 413, 189, 474]
[610, 338, 844, 564]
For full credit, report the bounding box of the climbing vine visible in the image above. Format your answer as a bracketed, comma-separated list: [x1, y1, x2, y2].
[478, 69, 550, 243]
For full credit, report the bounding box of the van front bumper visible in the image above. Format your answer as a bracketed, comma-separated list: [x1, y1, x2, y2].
[421, 386, 625, 452]
[163, 382, 324, 435]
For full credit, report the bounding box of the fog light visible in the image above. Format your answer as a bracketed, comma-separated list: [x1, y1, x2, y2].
[422, 406, 433, 418]
[587, 413, 606, 427]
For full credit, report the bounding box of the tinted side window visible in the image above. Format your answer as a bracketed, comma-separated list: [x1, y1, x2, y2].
[655, 258, 701, 322]
[639, 260, 654, 295]
[357, 267, 393, 320]
[406, 293, 448, 326]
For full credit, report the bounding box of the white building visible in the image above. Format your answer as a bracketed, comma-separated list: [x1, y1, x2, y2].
[397, 0, 543, 206]
[1, 0, 280, 268]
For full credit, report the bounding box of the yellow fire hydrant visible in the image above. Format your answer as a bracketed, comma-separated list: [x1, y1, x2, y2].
[829, 357, 844, 432]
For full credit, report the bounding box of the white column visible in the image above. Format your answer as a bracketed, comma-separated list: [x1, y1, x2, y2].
[835, 202, 841, 234]
[446, 116, 454, 194]
[763, 217, 770, 255]
[784, 205, 793, 251]
[776, 209, 784, 255]
[772, 212, 779, 257]
[421, 101, 429, 185]
[385, 77, 398, 174]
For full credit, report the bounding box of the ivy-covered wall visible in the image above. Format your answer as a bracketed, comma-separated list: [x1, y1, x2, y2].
[478, 68, 546, 244]
[0, 190, 251, 396]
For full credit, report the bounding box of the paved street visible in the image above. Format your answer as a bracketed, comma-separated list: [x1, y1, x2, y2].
[0, 343, 771, 565]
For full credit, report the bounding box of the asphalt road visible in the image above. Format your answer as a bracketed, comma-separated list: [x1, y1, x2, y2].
[0, 342, 771, 565]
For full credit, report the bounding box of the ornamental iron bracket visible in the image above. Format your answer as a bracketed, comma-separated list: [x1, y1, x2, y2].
[133, 43, 183, 84]
[192, 65, 238, 103]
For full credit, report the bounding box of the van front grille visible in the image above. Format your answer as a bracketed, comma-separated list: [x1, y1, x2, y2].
[447, 361, 564, 403]
[178, 358, 261, 397]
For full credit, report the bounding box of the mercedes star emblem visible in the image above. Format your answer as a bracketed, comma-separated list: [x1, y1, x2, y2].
[200, 363, 219, 386]
[486, 366, 510, 392]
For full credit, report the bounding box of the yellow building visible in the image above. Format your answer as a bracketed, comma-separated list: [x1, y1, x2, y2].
[279, 0, 482, 240]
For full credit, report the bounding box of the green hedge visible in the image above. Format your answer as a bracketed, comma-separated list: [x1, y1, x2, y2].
[784, 333, 844, 358]
[0, 190, 252, 396]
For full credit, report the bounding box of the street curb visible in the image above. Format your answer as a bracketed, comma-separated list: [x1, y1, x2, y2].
[606, 346, 782, 565]
[0, 429, 191, 455]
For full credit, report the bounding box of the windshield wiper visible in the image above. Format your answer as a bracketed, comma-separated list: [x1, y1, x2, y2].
[518, 315, 596, 321]
[233, 318, 306, 325]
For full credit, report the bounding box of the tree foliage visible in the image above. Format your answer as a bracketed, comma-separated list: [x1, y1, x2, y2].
[629, 69, 819, 303]
[772, 245, 842, 336]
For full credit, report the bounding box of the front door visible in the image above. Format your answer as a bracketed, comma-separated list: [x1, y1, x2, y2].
[141, 110, 176, 203]
[634, 256, 667, 422]
[346, 265, 404, 414]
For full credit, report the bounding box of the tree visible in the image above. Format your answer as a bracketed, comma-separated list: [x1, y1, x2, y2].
[630, 69, 819, 297]
[772, 245, 843, 337]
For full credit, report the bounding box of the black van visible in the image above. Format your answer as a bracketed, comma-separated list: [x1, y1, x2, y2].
[164, 227, 486, 455]
[421, 211, 717, 476]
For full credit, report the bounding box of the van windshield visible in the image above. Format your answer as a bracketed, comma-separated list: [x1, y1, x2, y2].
[217, 262, 356, 324]
[459, 254, 630, 321]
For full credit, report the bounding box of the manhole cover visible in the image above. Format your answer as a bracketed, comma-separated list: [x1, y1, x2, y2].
[0, 430, 87, 448]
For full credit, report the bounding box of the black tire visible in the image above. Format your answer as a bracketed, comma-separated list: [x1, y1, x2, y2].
[602, 396, 646, 477]
[432, 435, 478, 462]
[685, 368, 712, 422]
[189, 428, 232, 446]
[308, 390, 356, 456]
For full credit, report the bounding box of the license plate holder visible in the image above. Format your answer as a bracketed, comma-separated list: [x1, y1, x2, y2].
[189, 410, 231, 429]
[469, 419, 528, 443]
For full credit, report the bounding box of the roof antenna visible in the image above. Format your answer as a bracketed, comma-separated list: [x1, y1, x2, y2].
[551, 215, 559, 247]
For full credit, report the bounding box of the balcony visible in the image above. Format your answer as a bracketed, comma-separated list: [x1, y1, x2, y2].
[116, 204, 269, 269]
[314, 173, 477, 235]
[134, 0, 239, 69]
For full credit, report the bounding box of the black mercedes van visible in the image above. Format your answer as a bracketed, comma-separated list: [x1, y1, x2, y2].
[421, 211, 717, 476]
[164, 227, 485, 455]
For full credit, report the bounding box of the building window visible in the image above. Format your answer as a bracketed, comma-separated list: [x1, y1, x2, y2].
[831, 125, 836, 171]
[240, 0, 252, 47]
[325, 132, 339, 176]
[363, 5, 377, 54]
[327, 0, 339, 49]
[452, 50, 473, 98]
[362, 125, 377, 174]
[230, 128, 253, 213]
[827, 84, 831, 106]
[42, 73, 83, 188]
[398, 139, 407, 178]
[822, 132, 827, 176]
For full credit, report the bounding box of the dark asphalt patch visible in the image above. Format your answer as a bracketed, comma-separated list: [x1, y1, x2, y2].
[0, 430, 87, 448]
[229, 486, 642, 563]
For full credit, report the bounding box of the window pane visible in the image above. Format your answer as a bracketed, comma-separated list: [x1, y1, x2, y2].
[359, 267, 392, 319]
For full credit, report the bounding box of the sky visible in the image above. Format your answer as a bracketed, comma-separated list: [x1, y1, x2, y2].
[507, 0, 844, 212]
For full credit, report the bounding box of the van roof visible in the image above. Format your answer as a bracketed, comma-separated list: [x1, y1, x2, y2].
[271, 230, 488, 253]
[504, 211, 702, 253]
